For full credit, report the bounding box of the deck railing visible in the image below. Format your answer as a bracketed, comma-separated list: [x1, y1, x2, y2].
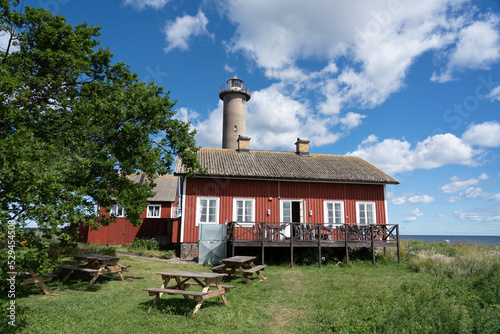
[227, 222, 399, 244]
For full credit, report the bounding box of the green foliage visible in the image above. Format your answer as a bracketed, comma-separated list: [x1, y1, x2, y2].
[0, 0, 201, 232]
[126, 238, 160, 252]
[160, 250, 175, 259]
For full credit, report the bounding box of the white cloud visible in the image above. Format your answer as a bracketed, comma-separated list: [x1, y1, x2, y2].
[123, 0, 170, 10]
[220, 0, 496, 113]
[462, 121, 500, 147]
[489, 85, 500, 101]
[340, 112, 366, 130]
[163, 11, 213, 53]
[349, 133, 476, 174]
[451, 209, 500, 222]
[403, 208, 424, 222]
[432, 14, 500, 82]
[442, 174, 500, 203]
[440, 175, 482, 193]
[392, 194, 434, 205]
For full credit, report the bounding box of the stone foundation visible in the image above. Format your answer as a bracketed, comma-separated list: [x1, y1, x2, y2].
[180, 243, 199, 260]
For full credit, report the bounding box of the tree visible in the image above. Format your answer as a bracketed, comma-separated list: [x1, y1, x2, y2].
[0, 0, 200, 233]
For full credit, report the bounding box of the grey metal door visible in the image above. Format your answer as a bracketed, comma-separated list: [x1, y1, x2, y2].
[198, 224, 227, 264]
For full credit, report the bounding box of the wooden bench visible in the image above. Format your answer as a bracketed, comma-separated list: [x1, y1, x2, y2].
[144, 287, 208, 297]
[181, 281, 236, 291]
[244, 265, 266, 274]
[118, 264, 130, 269]
[22, 273, 58, 285]
[9, 270, 59, 295]
[59, 265, 100, 274]
[210, 264, 226, 272]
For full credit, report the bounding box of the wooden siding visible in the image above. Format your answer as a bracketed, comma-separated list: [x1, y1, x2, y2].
[181, 178, 387, 243]
[77, 201, 177, 245]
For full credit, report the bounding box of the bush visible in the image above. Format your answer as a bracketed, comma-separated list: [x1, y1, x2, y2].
[126, 238, 160, 252]
[160, 250, 175, 259]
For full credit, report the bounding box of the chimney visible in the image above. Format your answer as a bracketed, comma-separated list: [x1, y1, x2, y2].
[237, 135, 251, 152]
[295, 138, 310, 156]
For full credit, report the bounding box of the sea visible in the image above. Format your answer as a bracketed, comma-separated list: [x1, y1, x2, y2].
[400, 235, 500, 245]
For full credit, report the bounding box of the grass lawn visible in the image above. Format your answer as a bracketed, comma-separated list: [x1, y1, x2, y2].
[5, 243, 500, 333]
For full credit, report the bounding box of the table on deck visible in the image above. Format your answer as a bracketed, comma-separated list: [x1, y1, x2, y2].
[211, 256, 267, 285]
[59, 253, 128, 287]
[144, 270, 232, 315]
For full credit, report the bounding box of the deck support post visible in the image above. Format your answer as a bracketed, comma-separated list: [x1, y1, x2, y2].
[231, 222, 236, 257]
[318, 224, 322, 268]
[345, 224, 349, 265]
[290, 223, 294, 269]
[371, 224, 376, 266]
[396, 225, 401, 264]
[260, 223, 265, 265]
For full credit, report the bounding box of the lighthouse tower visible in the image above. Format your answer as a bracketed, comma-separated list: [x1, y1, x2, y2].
[219, 75, 251, 149]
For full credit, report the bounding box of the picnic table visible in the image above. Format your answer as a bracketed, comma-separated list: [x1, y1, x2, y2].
[59, 253, 129, 287]
[211, 255, 267, 285]
[8, 268, 58, 295]
[144, 270, 234, 315]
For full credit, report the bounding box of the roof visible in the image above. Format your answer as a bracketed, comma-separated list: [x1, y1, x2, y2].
[174, 148, 399, 185]
[127, 174, 179, 202]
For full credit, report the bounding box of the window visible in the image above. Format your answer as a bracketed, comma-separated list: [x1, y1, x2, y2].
[324, 201, 344, 225]
[196, 197, 219, 225]
[241, 97, 245, 104]
[234, 125, 237, 132]
[356, 202, 376, 225]
[147, 205, 161, 218]
[232, 198, 255, 226]
[110, 205, 125, 217]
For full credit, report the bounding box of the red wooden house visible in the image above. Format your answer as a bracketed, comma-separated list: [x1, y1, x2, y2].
[77, 174, 180, 245]
[174, 138, 399, 260]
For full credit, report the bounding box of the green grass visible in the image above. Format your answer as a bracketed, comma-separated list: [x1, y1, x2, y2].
[3, 241, 500, 333]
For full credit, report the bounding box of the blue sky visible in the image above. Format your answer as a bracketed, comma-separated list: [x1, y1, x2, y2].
[16, 0, 500, 235]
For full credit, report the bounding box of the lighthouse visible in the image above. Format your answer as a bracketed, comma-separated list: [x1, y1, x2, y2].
[219, 75, 251, 149]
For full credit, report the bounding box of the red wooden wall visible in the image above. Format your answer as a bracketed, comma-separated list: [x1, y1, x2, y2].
[77, 201, 178, 245]
[180, 178, 387, 243]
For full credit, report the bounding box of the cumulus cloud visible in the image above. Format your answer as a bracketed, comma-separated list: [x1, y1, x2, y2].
[123, 0, 170, 10]
[489, 85, 500, 101]
[392, 194, 435, 205]
[218, 0, 497, 113]
[441, 174, 500, 203]
[451, 208, 500, 222]
[163, 11, 213, 53]
[348, 132, 477, 174]
[431, 14, 500, 82]
[462, 121, 500, 147]
[403, 208, 424, 222]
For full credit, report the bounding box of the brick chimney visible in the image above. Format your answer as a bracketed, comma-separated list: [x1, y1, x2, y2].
[237, 135, 251, 152]
[295, 138, 310, 156]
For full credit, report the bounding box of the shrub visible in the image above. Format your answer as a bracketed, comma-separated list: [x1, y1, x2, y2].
[160, 250, 175, 259]
[126, 238, 160, 252]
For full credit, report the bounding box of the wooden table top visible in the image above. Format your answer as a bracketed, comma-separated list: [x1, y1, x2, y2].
[221, 256, 256, 263]
[156, 270, 227, 279]
[73, 253, 121, 261]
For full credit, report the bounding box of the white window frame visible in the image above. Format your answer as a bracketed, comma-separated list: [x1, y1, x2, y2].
[323, 201, 344, 226]
[110, 205, 125, 217]
[232, 198, 255, 226]
[147, 204, 161, 218]
[196, 197, 220, 226]
[356, 201, 376, 225]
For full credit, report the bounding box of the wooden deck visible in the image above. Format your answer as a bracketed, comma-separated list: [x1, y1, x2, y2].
[227, 222, 400, 267]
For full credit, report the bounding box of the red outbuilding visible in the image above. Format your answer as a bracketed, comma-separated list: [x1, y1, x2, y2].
[77, 174, 180, 245]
